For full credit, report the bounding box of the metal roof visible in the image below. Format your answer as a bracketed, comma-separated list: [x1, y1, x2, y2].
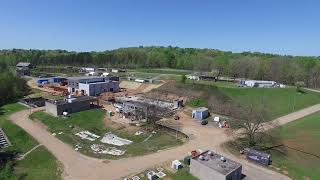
[67, 76, 103, 80]
[16, 62, 31, 67]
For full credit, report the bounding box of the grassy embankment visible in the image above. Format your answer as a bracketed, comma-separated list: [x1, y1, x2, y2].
[267, 112, 320, 179]
[30, 109, 187, 159]
[184, 81, 320, 121]
[0, 103, 61, 180]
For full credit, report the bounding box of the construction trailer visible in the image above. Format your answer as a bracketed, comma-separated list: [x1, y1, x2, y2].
[45, 96, 98, 117]
[16, 62, 32, 76]
[190, 150, 242, 180]
[192, 107, 209, 120]
[239, 80, 276, 88]
[246, 148, 271, 166]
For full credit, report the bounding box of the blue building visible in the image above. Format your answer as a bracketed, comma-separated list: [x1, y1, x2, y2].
[37, 79, 49, 86]
[192, 107, 209, 120]
[51, 77, 67, 83]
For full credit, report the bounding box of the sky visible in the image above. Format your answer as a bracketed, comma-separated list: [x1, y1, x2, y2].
[0, 0, 319, 56]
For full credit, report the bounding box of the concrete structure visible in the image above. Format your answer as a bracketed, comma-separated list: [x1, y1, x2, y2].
[190, 150, 242, 180]
[45, 96, 98, 117]
[16, 62, 32, 76]
[67, 76, 105, 94]
[192, 107, 209, 120]
[115, 96, 178, 110]
[240, 80, 276, 88]
[78, 81, 119, 96]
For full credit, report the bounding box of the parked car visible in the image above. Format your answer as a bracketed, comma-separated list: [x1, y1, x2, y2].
[201, 120, 208, 125]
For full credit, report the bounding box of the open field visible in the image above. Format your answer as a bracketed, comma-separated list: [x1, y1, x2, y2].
[0, 103, 61, 180]
[152, 81, 320, 121]
[268, 112, 320, 179]
[30, 109, 187, 159]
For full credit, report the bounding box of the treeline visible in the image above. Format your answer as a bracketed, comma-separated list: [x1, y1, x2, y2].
[1, 46, 320, 87]
[0, 62, 29, 106]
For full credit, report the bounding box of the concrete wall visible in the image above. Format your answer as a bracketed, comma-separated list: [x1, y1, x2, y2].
[45, 100, 92, 117]
[190, 159, 225, 180]
[45, 101, 59, 117]
[226, 166, 242, 180]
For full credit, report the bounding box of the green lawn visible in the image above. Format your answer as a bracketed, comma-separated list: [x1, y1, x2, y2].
[30, 109, 186, 159]
[0, 103, 61, 179]
[220, 87, 320, 120]
[269, 112, 320, 179]
[14, 146, 62, 180]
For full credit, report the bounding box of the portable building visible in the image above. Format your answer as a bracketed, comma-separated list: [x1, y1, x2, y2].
[246, 149, 270, 166]
[192, 107, 209, 120]
[171, 160, 183, 170]
[146, 171, 158, 180]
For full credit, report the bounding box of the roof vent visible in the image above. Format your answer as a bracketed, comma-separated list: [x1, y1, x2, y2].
[220, 156, 226, 162]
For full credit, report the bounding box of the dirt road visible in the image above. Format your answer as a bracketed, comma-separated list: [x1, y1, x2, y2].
[12, 103, 313, 180]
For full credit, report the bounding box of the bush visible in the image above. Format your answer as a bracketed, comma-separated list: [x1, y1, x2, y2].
[188, 98, 208, 107]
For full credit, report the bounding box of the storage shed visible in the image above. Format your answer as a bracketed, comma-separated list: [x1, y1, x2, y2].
[171, 160, 183, 170]
[192, 107, 209, 120]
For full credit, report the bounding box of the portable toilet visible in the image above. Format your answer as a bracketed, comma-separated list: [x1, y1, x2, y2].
[171, 160, 183, 170]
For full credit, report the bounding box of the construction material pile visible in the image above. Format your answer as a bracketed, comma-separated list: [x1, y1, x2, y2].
[75, 131, 100, 141]
[100, 132, 132, 146]
[90, 144, 125, 156]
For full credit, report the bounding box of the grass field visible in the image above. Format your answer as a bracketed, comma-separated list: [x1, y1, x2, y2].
[268, 112, 320, 179]
[0, 103, 61, 180]
[220, 86, 320, 120]
[30, 109, 187, 159]
[181, 81, 320, 121]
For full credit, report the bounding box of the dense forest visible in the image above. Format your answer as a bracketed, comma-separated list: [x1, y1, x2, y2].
[1, 46, 320, 87]
[0, 62, 29, 106]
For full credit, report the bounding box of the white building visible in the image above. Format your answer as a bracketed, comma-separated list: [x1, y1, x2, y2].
[240, 80, 277, 88]
[186, 74, 200, 81]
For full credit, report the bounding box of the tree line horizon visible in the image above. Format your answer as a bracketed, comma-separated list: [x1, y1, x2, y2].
[1, 46, 320, 88]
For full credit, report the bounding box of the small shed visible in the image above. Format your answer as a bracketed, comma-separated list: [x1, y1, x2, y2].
[146, 171, 158, 180]
[192, 107, 209, 120]
[171, 160, 183, 170]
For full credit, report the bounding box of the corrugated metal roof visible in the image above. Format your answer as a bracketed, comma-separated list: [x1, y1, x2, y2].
[16, 62, 31, 67]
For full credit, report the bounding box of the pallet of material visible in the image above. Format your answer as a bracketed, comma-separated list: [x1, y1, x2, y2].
[0, 128, 11, 148]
